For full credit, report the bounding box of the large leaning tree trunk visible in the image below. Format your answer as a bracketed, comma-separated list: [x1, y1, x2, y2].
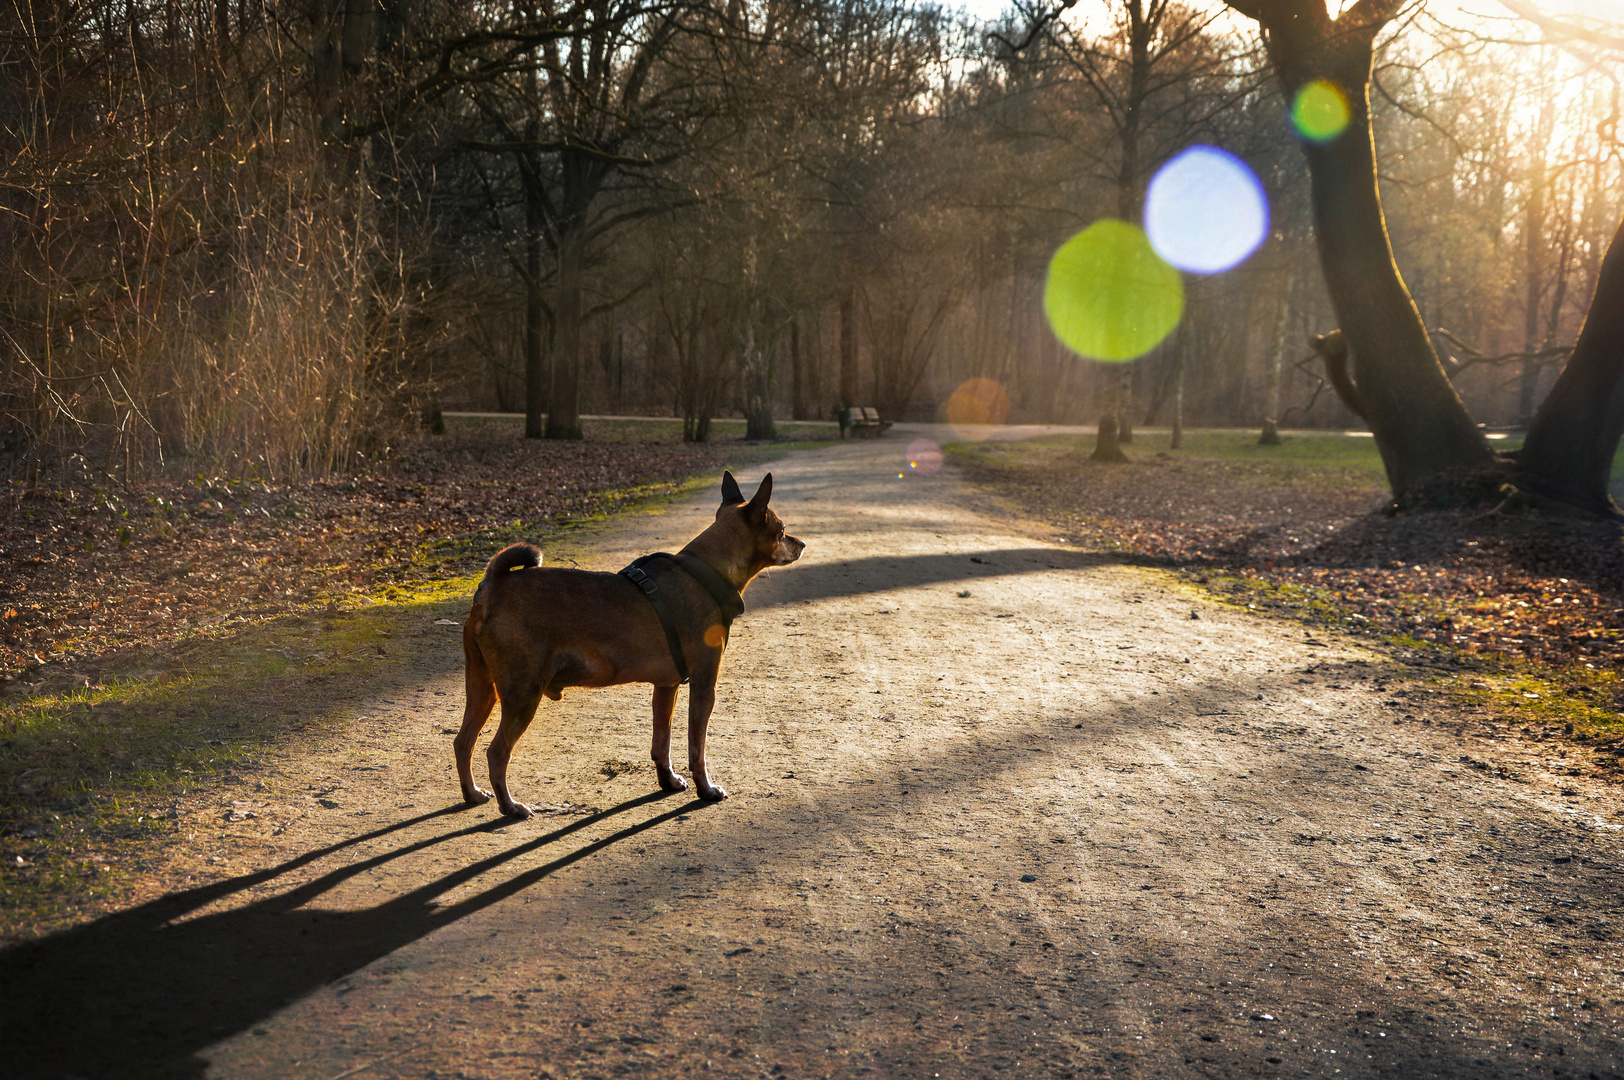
[1516, 215, 1624, 519]
[1224, 0, 1497, 498]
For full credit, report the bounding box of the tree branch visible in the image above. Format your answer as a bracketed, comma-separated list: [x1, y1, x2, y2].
[987, 0, 1079, 54]
[1434, 327, 1573, 374]
[1310, 329, 1368, 421]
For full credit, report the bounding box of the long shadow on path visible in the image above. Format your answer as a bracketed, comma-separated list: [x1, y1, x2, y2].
[8, 663, 1624, 1079]
[2, 790, 698, 1080]
[748, 547, 1128, 610]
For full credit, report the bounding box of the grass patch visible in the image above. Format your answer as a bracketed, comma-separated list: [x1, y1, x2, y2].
[1146, 428, 1390, 480]
[946, 427, 1390, 491]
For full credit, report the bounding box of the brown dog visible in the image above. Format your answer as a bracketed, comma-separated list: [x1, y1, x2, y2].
[454, 471, 804, 816]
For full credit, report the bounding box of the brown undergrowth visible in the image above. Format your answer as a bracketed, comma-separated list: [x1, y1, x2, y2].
[949, 432, 1624, 773]
[0, 418, 830, 688]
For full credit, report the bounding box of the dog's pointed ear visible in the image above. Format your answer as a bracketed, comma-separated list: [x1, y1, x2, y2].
[720, 470, 744, 506]
[746, 473, 773, 517]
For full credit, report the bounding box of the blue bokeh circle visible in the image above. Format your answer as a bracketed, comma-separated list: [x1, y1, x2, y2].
[1145, 146, 1269, 275]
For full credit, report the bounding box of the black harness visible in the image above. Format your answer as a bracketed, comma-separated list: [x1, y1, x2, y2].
[619, 552, 745, 685]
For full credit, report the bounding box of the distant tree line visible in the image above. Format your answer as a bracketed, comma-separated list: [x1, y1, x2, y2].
[0, 0, 1618, 490]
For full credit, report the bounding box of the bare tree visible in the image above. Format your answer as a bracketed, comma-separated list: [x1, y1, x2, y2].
[1030, 0, 1255, 457]
[460, 0, 699, 440]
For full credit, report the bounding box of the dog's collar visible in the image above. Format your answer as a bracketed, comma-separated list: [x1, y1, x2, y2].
[619, 552, 745, 685]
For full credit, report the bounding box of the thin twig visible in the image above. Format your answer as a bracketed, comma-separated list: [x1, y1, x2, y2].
[323, 1041, 429, 1080]
[1434, 327, 1573, 373]
[987, 0, 1080, 54]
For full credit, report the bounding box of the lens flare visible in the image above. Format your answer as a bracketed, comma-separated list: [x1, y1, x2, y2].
[904, 437, 943, 476]
[1145, 146, 1268, 274]
[1044, 220, 1183, 362]
[1292, 79, 1351, 143]
[944, 378, 1010, 439]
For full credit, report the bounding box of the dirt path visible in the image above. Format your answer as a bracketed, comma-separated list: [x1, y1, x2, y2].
[8, 434, 1624, 1079]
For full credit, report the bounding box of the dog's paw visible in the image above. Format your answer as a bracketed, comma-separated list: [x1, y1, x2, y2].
[461, 786, 493, 807]
[697, 783, 728, 802]
[498, 800, 535, 819]
[658, 770, 689, 793]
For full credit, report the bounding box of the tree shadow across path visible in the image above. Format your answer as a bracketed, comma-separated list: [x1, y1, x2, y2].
[1, 789, 698, 1079]
[747, 547, 1138, 610]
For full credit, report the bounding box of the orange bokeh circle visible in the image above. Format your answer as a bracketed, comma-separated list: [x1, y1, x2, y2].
[945, 378, 1009, 437]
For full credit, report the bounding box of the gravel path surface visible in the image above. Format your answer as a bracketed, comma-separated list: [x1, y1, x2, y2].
[6, 434, 1622, 1079]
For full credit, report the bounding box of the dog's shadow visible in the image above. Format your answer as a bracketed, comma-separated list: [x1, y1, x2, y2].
[0, 790, 697, 1079]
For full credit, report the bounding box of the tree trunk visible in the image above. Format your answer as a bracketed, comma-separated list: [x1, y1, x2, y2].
[546, 225, 584, 439]
[546, 149, 598, 441]
[838, 286, 857, 407]
[790, 318, 808, 421]
[1093, 365, 1132, 459]
[1518, 233, 1546, 426]
[1118, 365, 1135, 444]
[1092, 367, 1127, 462]
[1101, 0, 1150, 455]
[1229, 0, 1495, 497]
[615, 327, 624, 410]
[523, 175, 547, 439]
[1517, 214, 1624, 519]
[1299, 61, 1492, 492]
[1519, 99, 1557, 425]
[1260, 278, 1290, 445]
[1171, 359, 1185, 451]
[1092, 412, 1126, 462]
[743, 320, 776, 441]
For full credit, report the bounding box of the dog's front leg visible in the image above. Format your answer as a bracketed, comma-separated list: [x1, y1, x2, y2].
[686, 677, 727, 801]
[651, 684, 688, 792]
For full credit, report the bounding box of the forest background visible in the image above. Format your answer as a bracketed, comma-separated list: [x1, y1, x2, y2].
[3, 0, 1619, 482]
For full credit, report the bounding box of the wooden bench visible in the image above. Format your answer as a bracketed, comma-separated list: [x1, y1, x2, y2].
[837, 406, 894, 439]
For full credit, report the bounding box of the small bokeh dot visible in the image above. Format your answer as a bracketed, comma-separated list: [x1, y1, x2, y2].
[1291, 79, 1351, 143]
[904, 437, 944, 476]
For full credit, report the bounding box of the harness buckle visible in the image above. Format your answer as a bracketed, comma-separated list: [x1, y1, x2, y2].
[623, 566, 658, 595]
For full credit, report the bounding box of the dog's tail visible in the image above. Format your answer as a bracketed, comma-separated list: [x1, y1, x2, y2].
[483, 542, 541, 584]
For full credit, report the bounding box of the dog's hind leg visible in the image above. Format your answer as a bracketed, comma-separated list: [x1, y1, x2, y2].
[455, 629, 499, 807]
[487, 684, 543, 819]
[650, 684, 687, 793]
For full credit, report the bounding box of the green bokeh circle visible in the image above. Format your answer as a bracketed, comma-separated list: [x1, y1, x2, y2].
[1291, 79, 1351, 143]
[1043, 219, 1184, 363]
